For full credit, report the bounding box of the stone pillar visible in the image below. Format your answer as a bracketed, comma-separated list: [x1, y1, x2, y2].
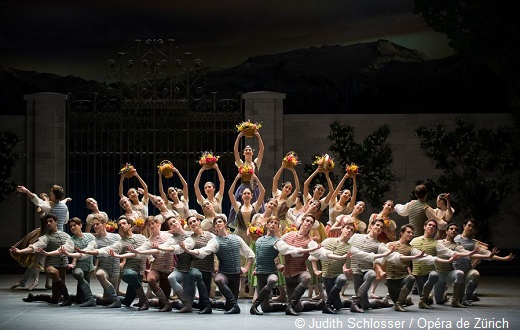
[241, 91, 286, 191]
[23, 93, 68, 228]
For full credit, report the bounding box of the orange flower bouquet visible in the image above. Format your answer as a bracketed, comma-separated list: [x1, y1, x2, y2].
[345, 163, 359, 176]
[248, 225, 264, 240]
[239, 163, 254, 182]
[236, 120, 262, 137]
[158, 160, 174, 178]
[283, 224, 298, 235]
[106, 221, 118, 233]
[313, 154, 335, 171]
[134, 217, 145, 228]
[198, 151, 220, 167]
[282, 151, 299, 168]
[119, 163, 136, 178]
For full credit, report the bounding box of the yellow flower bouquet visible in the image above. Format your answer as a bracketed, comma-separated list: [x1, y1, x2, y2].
[345, 163, 359, 176]
[313, 154, 335, 171]
[119, 163, 136, 178]
[134, 217, 145, 228]
[282, 151, 299, 168]
[236, 120, 262, 137]
[248, 225, 264, 240]
[198, 151, 220, 167]
[283, 224, 298, 235]
[239, 163, 254, 182]
[158, 160, 174, 178]
[105, 220, 118, 233]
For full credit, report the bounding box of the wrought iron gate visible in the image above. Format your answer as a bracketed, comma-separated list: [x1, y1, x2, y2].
[67, 39, 242, 220]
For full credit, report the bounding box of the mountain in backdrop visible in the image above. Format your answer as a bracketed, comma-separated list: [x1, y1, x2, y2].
[0, 39, 510, 115]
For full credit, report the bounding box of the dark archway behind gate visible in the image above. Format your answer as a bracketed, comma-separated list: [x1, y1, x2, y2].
[67, 39, 243, 221]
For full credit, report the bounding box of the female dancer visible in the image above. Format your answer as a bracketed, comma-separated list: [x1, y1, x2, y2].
[194, 163, 225, 216]
[433, 193, 455, 239]
[302, 168, 334, 218]
[199, 200, 226, 233]
[10, 192, 50, 291]
[158, 166, 191, 220]
[327, 172, 357, 237]
[228, 130, 265, 227]
[271, 164, 300, 223]
[150, 195, 177, 231]
[119, 170, 150, 217]
[85, 197, 109, 233]
[331, 201, 368, 235]
[228, 172, 265, 297]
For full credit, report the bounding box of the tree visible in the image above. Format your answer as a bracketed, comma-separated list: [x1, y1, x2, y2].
[0, 131, 22, 203]
[414, 0, 520, 106]
[303, 121, 394, 208]
[415, 116, 520, 241]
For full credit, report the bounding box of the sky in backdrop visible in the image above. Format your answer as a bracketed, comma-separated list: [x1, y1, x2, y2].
[0, 0, 454, 81]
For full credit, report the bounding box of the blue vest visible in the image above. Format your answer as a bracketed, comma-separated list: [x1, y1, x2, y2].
[255, 236, 280, 274]
[215, 235, 242, 274]
[52, 202, 68, 232]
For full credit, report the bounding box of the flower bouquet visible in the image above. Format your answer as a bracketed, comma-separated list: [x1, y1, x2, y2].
[119, 163, 136, 178]
[345, 163, 359, 176]
[282, 151, 299, 168]
[198, 151, 220, 168]
[283, 224, 298, 235]
[248, 225, 264, 240]
[106, 220, 118, 233]
[134, 217, 145, 228]
[239, 163, 254, 182]
[236, 120, 262, 137]
[158, 160, 174, 179]
[313, 154, 335, 171]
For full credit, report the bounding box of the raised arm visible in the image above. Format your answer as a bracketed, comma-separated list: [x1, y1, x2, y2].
[118, 175, 125, 199]
[444, 193, 454, 222]
[173, 167, 189, 201]
[17, 185, 36, 199]
[329, 173, 349, 206]
[253, 174, 266, 212]
[214, 164, 226, 198]
[228, 174, 241, 209]
[322, 171, 335, 205]
[288, 167, 300, 202]
[194, 167, 205, 203]
[272, 165, 284, 196]
[233, 132, 245, 165]
[255, 131, 265, 169]
[134, 171, 149, 201]
[158, 171, 168, 203]
[303, 168, 319, 198]
[346, 175, 358, 212]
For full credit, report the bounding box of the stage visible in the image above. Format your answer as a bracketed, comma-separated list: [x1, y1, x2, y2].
[1, 274, 519, 330]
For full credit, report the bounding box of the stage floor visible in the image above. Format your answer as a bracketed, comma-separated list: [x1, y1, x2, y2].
[1, 274, 519, 330]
